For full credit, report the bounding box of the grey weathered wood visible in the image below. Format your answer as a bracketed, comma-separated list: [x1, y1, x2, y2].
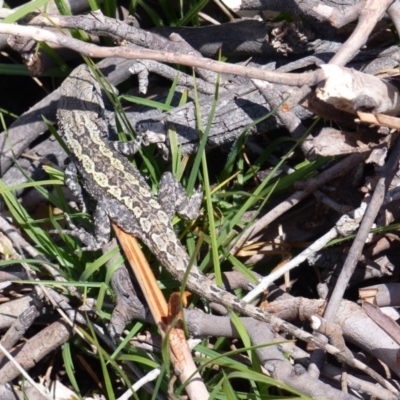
[135, 83, 312, 157]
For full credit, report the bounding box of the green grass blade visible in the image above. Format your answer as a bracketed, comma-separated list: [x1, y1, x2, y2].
[229, 312, 265, 396]
[53, 0, 72, 15]
[165, 73, 181, 107]
[2, 0, 49, 23]
[222, 372, 239, 400]
[87, 321, 115, 400]
[209, 376, 224, 400]
[116, 354, 159, 369]
[102, 0, 116, 17]
[87, 0, 100, 12]
[62, 342, 82, 397]
[151, 364, 167, 400]
[156, 0, 178, 26]
[79, 246, 120, 282]
[110, 321, 144, 360]
[39, 42, 70, 74]
[119, 95, 173, 111]
[187, 72, 223, 284]
[136, 0, 164, 26]
[226, 371, 311, 399]
[0, 180, 62, 194]
[178, 0, 208, 26]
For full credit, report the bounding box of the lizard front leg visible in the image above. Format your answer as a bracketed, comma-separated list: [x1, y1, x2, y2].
[65, 162, 87, 213]
[159, 172, 202, 220]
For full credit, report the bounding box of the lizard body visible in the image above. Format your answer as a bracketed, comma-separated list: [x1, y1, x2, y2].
[56, 64, 338, 352]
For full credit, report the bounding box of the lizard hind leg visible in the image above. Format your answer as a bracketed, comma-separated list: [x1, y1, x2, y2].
[159, 172, 202, 220]
[52, 227, 101, 252]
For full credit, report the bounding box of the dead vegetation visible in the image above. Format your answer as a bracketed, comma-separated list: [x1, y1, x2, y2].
[1, 0, 400, 399]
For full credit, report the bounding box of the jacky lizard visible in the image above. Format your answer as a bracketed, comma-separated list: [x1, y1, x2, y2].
[55, 64, 349, 357]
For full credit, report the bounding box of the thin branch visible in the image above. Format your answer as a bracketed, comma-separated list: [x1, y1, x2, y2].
[329, 0, 395, 66]
[0, 20, 322, 86]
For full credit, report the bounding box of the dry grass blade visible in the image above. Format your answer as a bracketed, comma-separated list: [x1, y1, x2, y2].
[112, 223, 209, 399]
